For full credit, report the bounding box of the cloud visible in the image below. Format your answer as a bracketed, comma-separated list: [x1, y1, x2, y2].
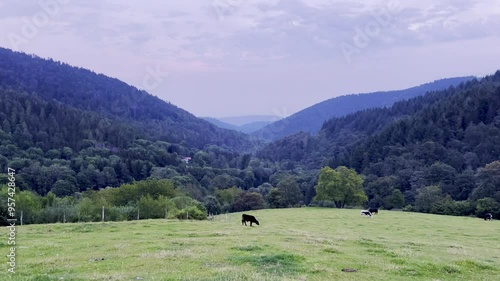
[0, 0, 499, 116]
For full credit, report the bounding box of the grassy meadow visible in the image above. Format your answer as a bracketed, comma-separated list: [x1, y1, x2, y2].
[1, 208, 499, 280]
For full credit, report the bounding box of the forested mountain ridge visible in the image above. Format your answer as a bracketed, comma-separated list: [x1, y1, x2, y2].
[253, 76, 474, 140]
[0, 47, 269, 200]
[0, 47, 256, 151]
[260, 71, 500, 213]
[257, 80, 474, 165]
[0, 85, 262, 196]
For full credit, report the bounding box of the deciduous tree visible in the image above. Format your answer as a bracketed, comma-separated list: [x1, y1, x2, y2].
[314, 166, 366, 208]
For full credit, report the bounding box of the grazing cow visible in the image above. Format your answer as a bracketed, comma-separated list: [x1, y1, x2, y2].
[360, 210, 372, 218]
[484, 213, 493, 221]
[242, 214, 259, 226]
[369, 208, 379, 215]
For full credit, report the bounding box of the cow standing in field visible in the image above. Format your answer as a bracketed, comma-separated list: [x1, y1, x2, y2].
[484, 213, 493, 221]
[369, 208, 379, 215]
[242, 214, 259, 226]
[360, 210, 372, 218]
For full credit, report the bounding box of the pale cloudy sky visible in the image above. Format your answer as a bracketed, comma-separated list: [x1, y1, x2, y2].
[1, 0, 500, 118]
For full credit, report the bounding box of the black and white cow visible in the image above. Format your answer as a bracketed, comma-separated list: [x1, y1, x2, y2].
[484, 213, 493, 221]
[369, 208, 379, 215]
[360, 210, 372, 218]
[242, 214, 260, 226]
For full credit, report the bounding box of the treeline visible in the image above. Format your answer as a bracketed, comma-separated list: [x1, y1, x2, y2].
[0, 179, 209, 225]
[0, 175, 318, 226]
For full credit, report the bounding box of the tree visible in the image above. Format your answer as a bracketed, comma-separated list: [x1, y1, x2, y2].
[314, 166, 367, 208]
[276, 176, 302, 207]
[471, 161, 500, 201]
[232, 192, 266, 212]
[215, 187, 242, 207]
[414, 185, 444, 213]
[365, 176, 398, 206]
[475, 198, 500, 218]
[384, 189, 405, 210]
[267, 188, 284, 208]
[425, 162, 457, 199]
[204, 195, 221, 215]
[51, 179, 78, 197]
[211, 175, 236, 189]
[455, 168, 476, 200]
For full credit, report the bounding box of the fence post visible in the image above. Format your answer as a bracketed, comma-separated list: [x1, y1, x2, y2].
[20, 210, 23, 226]
[63, 209, 66, 223]
[137, 208, 140, 220]
[102, 206, 105, 223]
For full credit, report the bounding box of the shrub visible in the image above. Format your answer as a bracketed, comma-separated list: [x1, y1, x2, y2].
[176, 206, 207, 220]
[402, 205, 414, 212]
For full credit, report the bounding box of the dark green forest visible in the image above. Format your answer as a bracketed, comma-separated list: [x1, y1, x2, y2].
[258, 72, 500, 217]
[0, 47, 257, 151]
[1, 47, 499, 225]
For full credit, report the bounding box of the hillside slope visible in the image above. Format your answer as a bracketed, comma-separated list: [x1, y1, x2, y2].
[0, 47, 256, 151]
[259, 71, 500, 210]
[253, 77, 474, 140]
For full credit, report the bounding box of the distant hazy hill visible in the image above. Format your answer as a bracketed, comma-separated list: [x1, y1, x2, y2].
[239, 121, 273, 134]
[202, 117, 240, 131]
[0, 47, 255, 151]
[252, 77, 474, 140]
[218, 115, 280, 126]
[203, 116, 276, 134]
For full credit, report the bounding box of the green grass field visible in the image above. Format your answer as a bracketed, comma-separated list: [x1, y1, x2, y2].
[1, 208, 499, 280]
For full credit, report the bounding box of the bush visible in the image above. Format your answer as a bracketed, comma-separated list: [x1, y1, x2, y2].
[176, 206, 207, 220]
[402, 205, 414, 212]
[137, 195, 168, 219]
[107, 205, 137, 221]
[76, 197, 101, 222]
[447, 200, 475, 216]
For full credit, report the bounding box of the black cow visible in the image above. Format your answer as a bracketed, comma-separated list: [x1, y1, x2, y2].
[484, 213, 493, 221]
[242, 214, 259, 226]
[369, 208, 379, 215]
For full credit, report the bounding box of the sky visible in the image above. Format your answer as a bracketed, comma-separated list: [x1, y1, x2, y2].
[1, 0, 500, 118]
